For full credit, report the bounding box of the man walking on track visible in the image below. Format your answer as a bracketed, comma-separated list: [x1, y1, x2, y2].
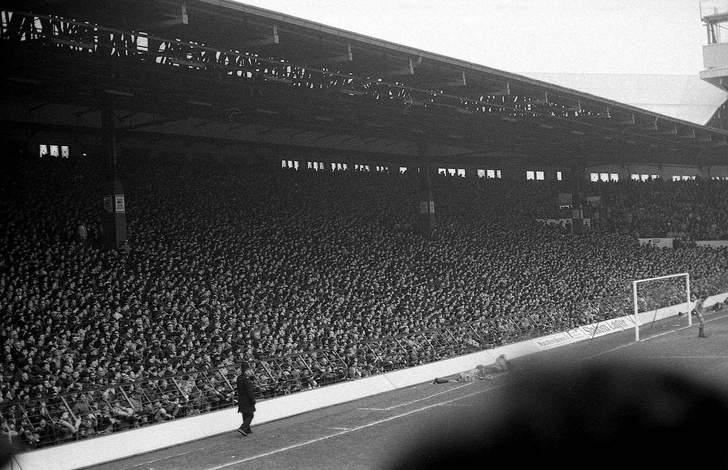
[236, 361, 256, 436]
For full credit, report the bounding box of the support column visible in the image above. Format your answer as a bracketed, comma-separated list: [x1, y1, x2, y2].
[569, 162, 585, 234]
[101, 98, 128, 250]
[416, 143, 437, 236]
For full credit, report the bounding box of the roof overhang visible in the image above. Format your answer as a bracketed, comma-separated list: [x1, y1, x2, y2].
[2, 1, 728, 165]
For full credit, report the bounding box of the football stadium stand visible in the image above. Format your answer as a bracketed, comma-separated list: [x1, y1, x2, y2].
[1, 0, 728, 464]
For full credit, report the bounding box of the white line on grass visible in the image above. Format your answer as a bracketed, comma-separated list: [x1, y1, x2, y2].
[203, 384, 505, 470]
[653, 356, 728, 359]
[129, 447, 206, 468]
[643, 312, 728, 342]
[358, 382, 473, 411]
[582, 312, 728, 360]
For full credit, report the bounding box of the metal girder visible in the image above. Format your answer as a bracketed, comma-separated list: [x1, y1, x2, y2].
[438, 71, 467, 88]
[307, 43, 353, 66]
[386, 56, 421, 76]
[192, 119, 212, 129]
[74, 107, 96, 118]
[640, 117, 659, 131]
[658, 125, 678, 136]
[147, 0, 189, 28]
[120, 117, 183, 131]
[241, 24, 279, 48]
[226, 123, 250, 132]
[287, 129, 314, 138]
[117, 111, 138, 121]
[677, 129, 697, 139]
[338, 136, 360, 145]
[28, 103, 50, 112]
[481, 81, 511, 96]
[619, 114, 636, 125]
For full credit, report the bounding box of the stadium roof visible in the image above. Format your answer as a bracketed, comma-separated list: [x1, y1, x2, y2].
[524, 73, 728, 127]
[2, 0, 728, 166]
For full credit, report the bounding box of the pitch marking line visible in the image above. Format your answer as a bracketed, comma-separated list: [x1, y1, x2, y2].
[358, 382, 473, 411]
[583, 312, 728, 360]
[327, 426, 353, 431]
[129, 447, 206, 468]
[654, 355, 728, 359]
[643, 312, 728, 342]
[203, 384, 505, 470]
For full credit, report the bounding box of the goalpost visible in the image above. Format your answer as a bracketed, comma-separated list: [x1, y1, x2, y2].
[632, 272, 691, 341]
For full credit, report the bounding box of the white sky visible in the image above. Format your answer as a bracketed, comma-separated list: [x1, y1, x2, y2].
[238, 0, 707, 76]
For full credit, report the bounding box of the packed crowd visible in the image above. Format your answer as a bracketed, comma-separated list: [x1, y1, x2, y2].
[2, 156, 728, 448]
[594, 179, 728, 239]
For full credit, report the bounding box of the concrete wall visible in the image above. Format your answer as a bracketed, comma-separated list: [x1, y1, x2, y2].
[704, 42, 728, 70]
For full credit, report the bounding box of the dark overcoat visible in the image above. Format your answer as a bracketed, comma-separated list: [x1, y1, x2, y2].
[236, 374, 256, 413]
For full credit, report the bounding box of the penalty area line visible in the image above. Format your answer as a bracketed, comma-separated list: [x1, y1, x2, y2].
[643, 312, 728, 343]
[582, 312, 728, 360]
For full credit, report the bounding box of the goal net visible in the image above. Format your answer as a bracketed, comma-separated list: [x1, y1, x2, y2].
[632, 273, 691, 341]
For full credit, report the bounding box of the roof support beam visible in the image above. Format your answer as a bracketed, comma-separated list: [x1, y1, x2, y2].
[148, 0, 189, 28]
[227, 123, 249, 132]
[288, 129, 313, 138]
[29, 103, 49, 112]
[120, 117, 181, 131]
[619, 114, 636, 125]
[241, 24, 279, 48]
[658, 124, 678, 136]
[74, 107, 95, 118]
[308, 43, 353, 66]
[677, 129, 696, 139]
[481, 81, 511, 96]
[387, 56, 421, 76]
[641, 117, 659, 131]
[439, 71, 467, 87]
[192, 120, 212, 129]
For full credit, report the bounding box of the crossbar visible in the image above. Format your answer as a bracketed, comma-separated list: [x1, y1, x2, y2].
[633, 272, 689, 285]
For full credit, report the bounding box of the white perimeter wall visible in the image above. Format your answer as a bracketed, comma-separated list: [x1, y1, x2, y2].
[14, 291, 728, 470]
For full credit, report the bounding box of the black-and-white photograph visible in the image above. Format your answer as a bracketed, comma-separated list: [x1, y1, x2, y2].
[2, 1, 728, 468]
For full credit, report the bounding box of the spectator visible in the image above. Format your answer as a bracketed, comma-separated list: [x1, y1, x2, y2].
[56, 412, 80, 441]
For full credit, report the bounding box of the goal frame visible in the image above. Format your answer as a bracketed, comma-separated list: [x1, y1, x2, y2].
[632, 272, 690, 341]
